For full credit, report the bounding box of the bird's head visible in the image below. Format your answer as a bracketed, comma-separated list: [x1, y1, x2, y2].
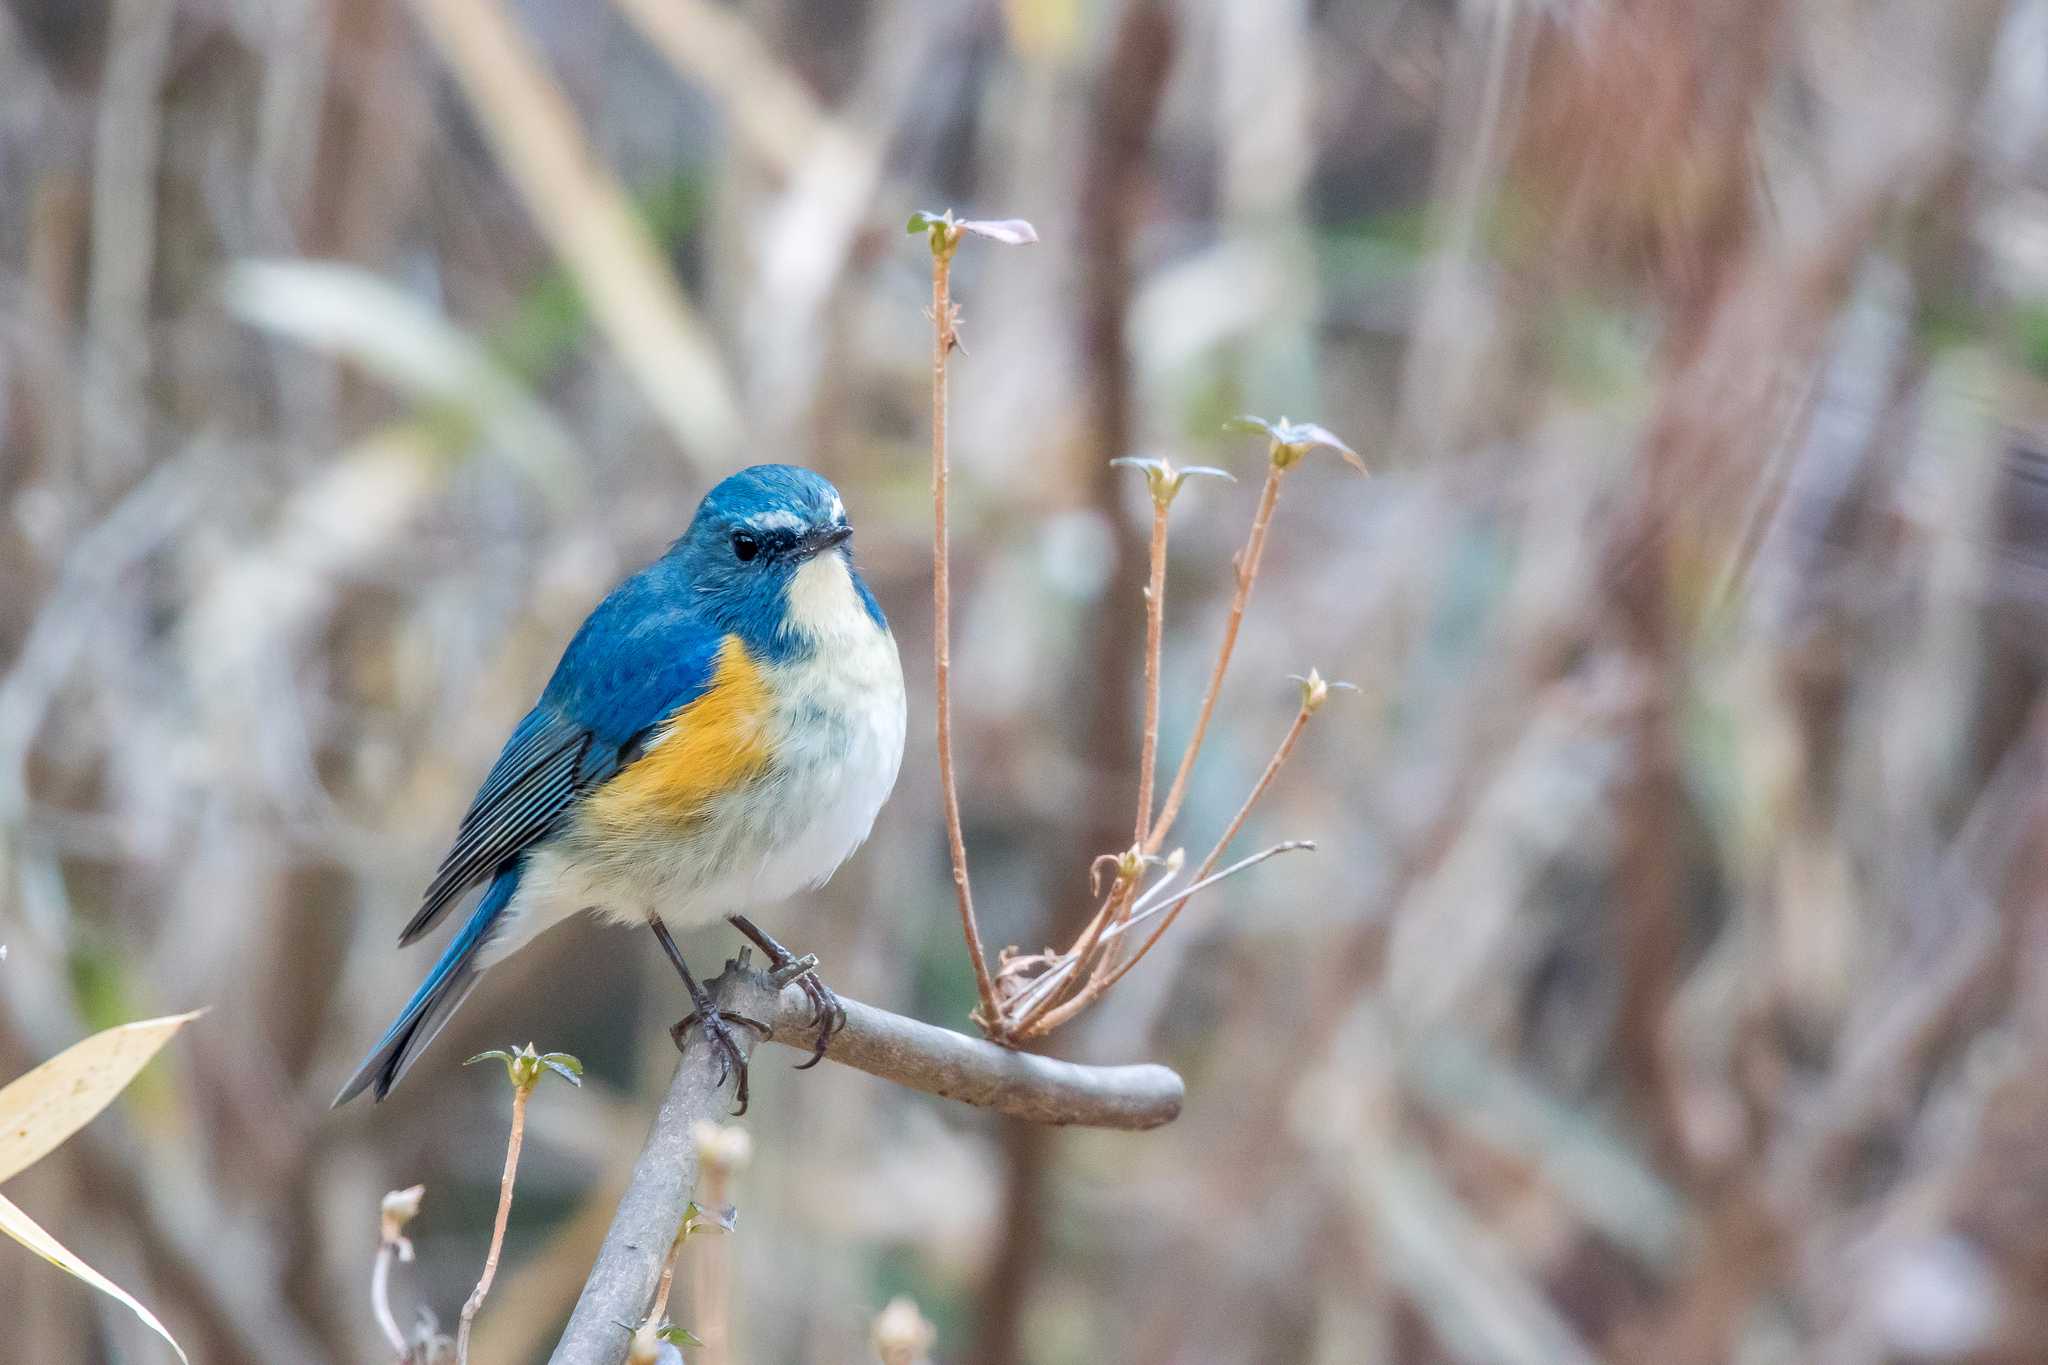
[670, 464, 880, 648]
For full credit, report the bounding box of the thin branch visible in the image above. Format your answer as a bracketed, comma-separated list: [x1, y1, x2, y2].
[1103, 699, 1315, 995]
[458, 1085, 530, 1362]
[1005, 867, 1137, 1037]
[926, 228, 1001, 1026]
[1107, 840, 1315, 942]
[1007, 841, 1312, 1023]
[1134, 497, 1170, 844]
[1147, 463, 1286, 853]
[1013, 701, 1317, 1039]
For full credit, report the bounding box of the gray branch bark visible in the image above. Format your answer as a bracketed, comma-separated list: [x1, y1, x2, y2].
[547, 955, 1183, 1365]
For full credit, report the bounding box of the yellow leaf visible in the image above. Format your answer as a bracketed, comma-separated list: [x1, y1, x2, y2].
[0, 1190, 189, 1362]
[0, 1011, 203, 1184]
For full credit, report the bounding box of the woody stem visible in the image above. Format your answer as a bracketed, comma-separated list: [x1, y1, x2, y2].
[929, 235, 1001, 1029]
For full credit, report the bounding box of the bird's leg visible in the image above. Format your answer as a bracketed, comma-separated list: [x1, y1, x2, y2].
[649, 915, 765, 1115]
[728, 914, 845, 1070]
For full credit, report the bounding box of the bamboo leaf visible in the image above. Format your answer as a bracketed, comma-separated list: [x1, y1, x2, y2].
[0, 1191, 190, 1363]
[0, 1011, 203, 1184]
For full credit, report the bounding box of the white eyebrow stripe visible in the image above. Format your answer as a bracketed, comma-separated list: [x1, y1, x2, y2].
[829, 495, 845, 521]
[748, 510, 805, 534]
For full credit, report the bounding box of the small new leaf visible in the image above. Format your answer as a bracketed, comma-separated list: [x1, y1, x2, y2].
[1288, 669, 1359, 714]
[659, 1326, 706, 1348]
[466, 1042, 585, 1092]
[908, 209, 957, 258]
[1225, 415, 1368, 475]
[909, 209, 1039, 257]
[955, 217, 1039, 245]
[1111, 455, 1235, 507]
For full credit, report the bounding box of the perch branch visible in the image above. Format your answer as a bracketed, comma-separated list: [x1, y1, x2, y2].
[549, 963, 777, 1365]
[550, 958, 1181, 1362]
[765, 983, 1183, 1129]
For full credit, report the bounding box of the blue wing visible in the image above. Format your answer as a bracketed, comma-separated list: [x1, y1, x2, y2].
[398, 570, 725, 946]
[336, 569, 725, 1105]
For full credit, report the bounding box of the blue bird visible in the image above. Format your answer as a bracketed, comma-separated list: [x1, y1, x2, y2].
[334, 465, 906, 1109]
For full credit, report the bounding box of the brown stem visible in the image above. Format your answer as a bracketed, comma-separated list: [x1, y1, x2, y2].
[1008, 878, 1133, 1036]
[1146, 464, 1286, 854]
[1134, 498, 1170, 844]
[930, 233, 1001, 1027]
[1088, 700, 1313, 1001]
[458, 1084, 530, 1363]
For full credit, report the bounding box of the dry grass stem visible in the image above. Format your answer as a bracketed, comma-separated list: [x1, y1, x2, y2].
[411, 0, 738, 461]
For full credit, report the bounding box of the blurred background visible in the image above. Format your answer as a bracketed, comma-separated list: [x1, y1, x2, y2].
[5, 0, 2048, 1361]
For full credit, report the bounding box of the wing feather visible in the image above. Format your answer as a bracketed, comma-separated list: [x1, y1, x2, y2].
[396, 589, 726, 946]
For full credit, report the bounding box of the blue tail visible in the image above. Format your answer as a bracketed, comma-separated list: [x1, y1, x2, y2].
[333, 867, 521, 1105]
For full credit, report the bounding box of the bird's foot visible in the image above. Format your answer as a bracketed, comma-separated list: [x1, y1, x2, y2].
[729, 915, 847, 1070]
[670, 1009, 771, 1115]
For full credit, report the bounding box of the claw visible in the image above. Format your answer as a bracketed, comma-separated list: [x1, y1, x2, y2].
[669, 1009, 770, 1115]
[768, 952, 821, 990]
[727, 914, 846, 1071]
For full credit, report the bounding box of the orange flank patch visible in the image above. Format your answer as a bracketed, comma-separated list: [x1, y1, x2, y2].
[582, 636, 775, 834]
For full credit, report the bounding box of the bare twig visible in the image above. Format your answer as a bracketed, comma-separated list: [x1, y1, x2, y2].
[919, 215, 1000, 1029]
[1146, 462, 1284, 853]
[457, 1086, 528, 1361]
[1004, 842, 1311, 1027]
[1095, 685, 1324, 996]
[462, 1045, 581, 1362]
[1135, 495, 1171, 844]
[1005, 679, 1327, 1041]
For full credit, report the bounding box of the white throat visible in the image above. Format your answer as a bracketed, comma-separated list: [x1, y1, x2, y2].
[784, 551, 872, 641]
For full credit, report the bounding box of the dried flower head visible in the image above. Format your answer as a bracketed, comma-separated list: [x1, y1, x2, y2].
[379, 1184, 425, 1259]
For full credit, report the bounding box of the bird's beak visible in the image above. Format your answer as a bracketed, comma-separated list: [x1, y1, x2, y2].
[796, 523, 852, 559]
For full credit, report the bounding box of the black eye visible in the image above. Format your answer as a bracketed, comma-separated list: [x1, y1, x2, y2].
[731, 531, 760, 562]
